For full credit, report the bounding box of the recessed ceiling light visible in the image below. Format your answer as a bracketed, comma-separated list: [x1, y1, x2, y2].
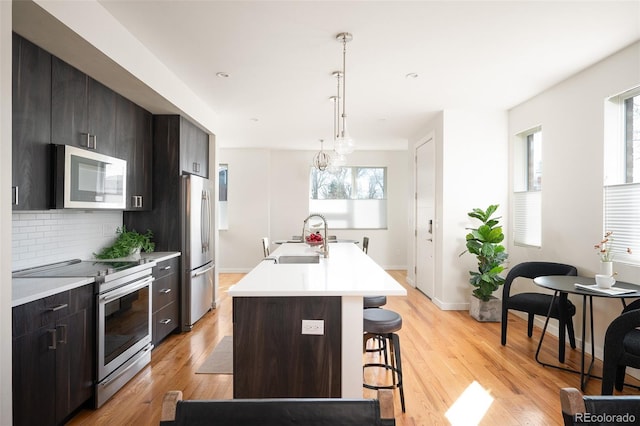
[216, 72, 230, 78]
[405, 73, 419, 79]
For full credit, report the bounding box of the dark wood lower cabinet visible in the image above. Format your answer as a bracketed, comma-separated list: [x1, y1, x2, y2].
[233, 296, 341, 398]
[12, 284, 94, 426]
[152, 256, 180, 346]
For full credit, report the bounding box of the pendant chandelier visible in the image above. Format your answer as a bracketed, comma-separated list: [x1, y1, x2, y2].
[313, 139, 331, 171]
[328, 92, 346, 172]
[334, 32, 355, 156]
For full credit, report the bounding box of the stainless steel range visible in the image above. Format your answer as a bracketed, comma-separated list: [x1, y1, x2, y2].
[13, 258, 156, 407]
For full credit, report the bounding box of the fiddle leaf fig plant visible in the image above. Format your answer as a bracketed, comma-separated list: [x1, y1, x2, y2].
[460, 204, 508, 302]
[95, 226, 155, 259]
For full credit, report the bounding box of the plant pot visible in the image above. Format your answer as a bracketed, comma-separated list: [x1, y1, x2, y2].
[130, 247, 141, 260]
[469, 295, 501, 322]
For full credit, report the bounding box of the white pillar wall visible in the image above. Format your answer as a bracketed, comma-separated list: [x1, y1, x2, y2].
[1, 1, 14, 423]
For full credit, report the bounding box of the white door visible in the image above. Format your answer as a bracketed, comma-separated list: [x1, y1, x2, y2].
[415, 137, 436, 298]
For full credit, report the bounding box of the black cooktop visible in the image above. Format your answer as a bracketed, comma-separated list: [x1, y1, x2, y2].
[12, 259, 143, 278]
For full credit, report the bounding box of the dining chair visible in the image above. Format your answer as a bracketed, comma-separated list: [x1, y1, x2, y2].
[501, 261, 578, 363]
[261, 237, 270, 257]
[601, 299, 640, 394]
[362, 237, 369, 254]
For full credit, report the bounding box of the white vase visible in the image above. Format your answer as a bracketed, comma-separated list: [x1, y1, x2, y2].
[600, 261, 613, 276]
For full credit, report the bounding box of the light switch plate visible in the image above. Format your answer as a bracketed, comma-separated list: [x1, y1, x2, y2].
[301, 319, 324, 335]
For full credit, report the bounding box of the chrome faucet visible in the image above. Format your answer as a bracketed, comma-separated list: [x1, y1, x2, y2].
[302, 214, 329, 258]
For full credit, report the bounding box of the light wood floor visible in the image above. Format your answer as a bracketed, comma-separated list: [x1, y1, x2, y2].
[67, 271, 639, 425]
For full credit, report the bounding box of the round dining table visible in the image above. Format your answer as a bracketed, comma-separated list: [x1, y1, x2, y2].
[533, 275, 640, 390]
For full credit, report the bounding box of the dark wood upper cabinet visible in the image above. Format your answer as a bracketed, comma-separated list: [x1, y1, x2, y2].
[51, 56, 116, 156]
[12, 33, 52, 210]
[116, 94, 153, 210]
[180, 116, 209, 178]
[124, 115, 211, 251]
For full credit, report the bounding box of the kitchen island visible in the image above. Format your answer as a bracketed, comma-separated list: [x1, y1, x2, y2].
[228, 242, 406, 399]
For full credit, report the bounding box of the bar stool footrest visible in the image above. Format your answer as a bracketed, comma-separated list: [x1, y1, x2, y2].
[363, 363, 403, 390]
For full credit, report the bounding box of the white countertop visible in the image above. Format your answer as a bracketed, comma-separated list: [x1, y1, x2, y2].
[228, 243, 407, 297]
[12, 276, 95, 307]
[12, 251, 180, 307]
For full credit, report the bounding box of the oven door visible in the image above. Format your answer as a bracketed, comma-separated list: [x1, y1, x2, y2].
[98, 274, 153, 381]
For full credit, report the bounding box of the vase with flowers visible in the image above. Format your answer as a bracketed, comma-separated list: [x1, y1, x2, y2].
[594, 231, 632, 276]
[594, 231, 615, 276]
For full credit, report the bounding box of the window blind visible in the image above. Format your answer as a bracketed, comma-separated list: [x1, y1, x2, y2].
[604, 182, 640, 262]
[513, 191, 541, 247]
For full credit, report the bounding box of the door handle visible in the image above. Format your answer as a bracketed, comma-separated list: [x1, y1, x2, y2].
[57, 324, 67, 344]
[428, 219, 433, 234]
[193, 265, 214, 278]
[48, 329, 57, 350]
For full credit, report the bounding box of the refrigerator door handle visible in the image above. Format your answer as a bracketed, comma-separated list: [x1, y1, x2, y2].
[192, 264, 214, 278]
[201, 189, 212, 252]
[200, 190, 207, 253]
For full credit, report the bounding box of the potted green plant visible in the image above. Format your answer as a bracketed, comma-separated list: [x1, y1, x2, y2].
[95, 226, 155, 259]
[460, 204, 508, 321]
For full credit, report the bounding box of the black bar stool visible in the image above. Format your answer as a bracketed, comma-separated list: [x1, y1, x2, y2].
[363, 295, 387, 309]
[363, 308, 405, 412]
[363, 296, 388, 358]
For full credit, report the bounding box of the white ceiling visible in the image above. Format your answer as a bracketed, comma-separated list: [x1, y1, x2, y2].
[29, 1, 640, 150]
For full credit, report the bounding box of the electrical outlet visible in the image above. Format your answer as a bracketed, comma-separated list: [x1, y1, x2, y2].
[301, 319, 324, 335]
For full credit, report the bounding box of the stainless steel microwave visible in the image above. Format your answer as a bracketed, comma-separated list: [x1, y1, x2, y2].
[52, 144, 127, 209]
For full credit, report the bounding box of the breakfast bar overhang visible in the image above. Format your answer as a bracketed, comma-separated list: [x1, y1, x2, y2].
[228, 242, 407, 398]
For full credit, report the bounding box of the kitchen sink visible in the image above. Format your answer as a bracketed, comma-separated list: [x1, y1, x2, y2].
[277, 255, 320, 264]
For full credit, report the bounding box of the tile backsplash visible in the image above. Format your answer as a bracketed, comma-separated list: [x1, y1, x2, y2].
[12, 210, 123, 271]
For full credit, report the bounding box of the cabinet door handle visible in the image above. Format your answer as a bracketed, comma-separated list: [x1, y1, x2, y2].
[56, 324, 67, 344]
[160, 288, 172, 294]
[89, 134, 97, 150]
[193, 162, 198, 173]
[12, 186, 18, 205]
[131, 195, 143, 208]
[48, 303, 68, 312]
[162, 265, 171, 271]
[48, 329, 57, 350]
[159, 319, 172, 325]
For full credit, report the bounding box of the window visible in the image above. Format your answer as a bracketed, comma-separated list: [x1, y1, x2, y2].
[309, 167, 387, 229]
[218, 164, 228, 230]
[513, 127, 542, 247]
[604, 88, 640, 263]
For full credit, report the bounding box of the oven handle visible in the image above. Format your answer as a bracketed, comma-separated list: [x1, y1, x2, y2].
[100, 276, 154, 304]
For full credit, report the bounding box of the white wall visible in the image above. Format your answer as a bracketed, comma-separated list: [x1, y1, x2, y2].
[217, 149, 271, 271]
[1, 1, 13, 422]
[508, 41, 640, 360]
[217, 148, 408, 272]
[407, 110, 509, 309]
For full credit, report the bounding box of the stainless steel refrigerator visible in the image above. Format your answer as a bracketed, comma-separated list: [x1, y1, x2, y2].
[181, 173, 214, 331]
